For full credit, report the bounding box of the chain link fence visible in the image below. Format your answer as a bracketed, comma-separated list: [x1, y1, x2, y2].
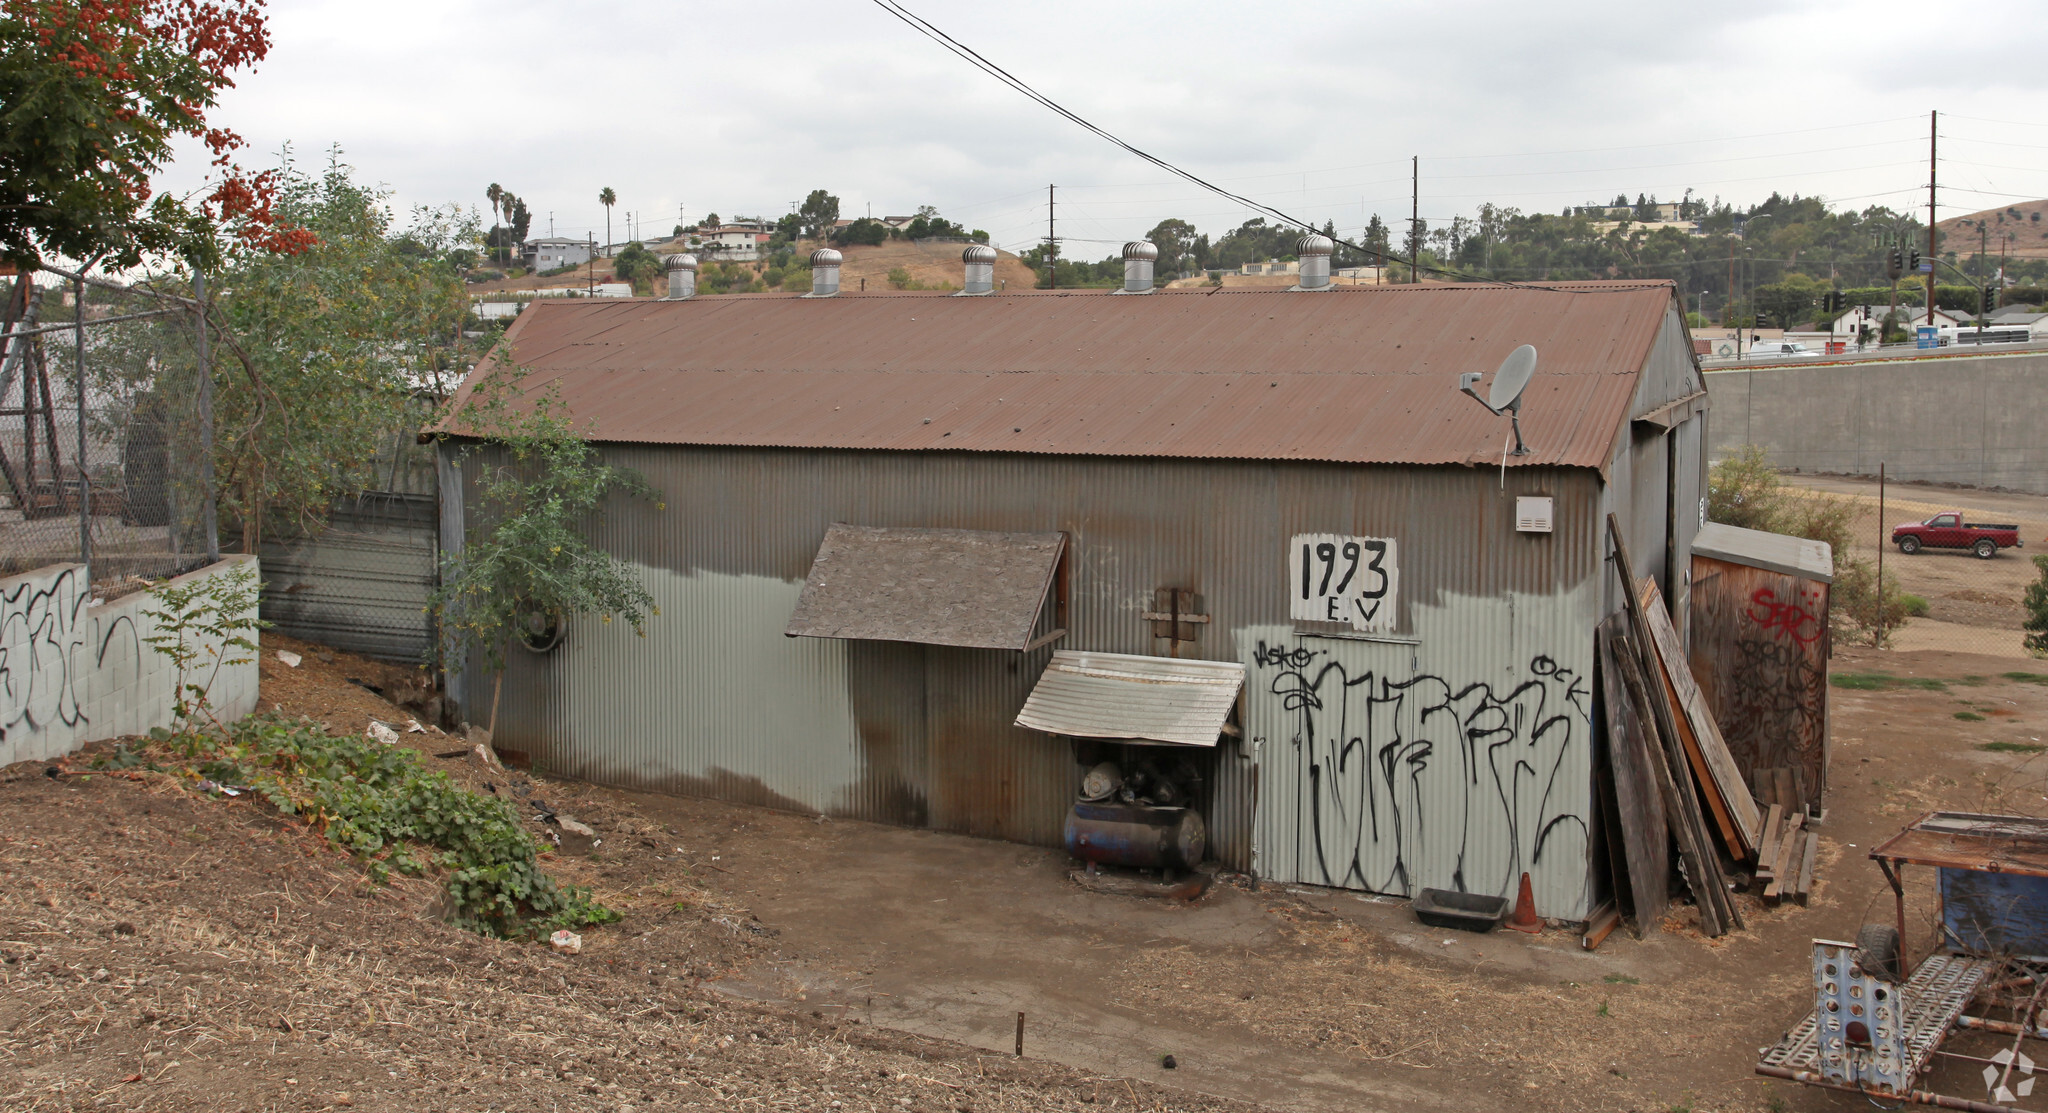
[1, 275, 202, 594]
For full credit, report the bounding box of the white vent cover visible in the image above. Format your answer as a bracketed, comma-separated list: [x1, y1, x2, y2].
[1515, 496, 1554, 533]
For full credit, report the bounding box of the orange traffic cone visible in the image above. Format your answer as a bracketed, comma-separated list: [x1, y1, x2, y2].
[1505, 871, 1542, 934]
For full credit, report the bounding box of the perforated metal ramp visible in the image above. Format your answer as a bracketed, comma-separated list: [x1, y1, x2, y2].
[1761, 953, 1997, 1090]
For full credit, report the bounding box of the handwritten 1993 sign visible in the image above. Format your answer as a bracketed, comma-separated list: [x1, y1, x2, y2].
[1289, 534, 1399, 634]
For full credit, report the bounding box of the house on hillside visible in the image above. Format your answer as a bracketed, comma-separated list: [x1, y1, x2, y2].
[522, 237, 592, 272]
[689, 225, 769, 261]
[432, 261, 1710, 924]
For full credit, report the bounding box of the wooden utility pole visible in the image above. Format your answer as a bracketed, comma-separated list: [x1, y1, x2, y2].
[1410, 156, 1419, 284]
[1979, 221, 1990, 340]
[1047, 184, 1056, 291]
[1926, 109, 1938, 328]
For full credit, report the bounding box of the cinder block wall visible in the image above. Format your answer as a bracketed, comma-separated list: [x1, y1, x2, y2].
[0, 555, 261, 765]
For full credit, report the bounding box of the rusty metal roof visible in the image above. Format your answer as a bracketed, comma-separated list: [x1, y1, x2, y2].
[436, 281, 1681, 470]
[784, 524, 1065, 650]
[1015, 651, 1246, 747]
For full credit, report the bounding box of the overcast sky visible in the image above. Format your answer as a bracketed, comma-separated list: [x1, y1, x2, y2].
[157, 0, 2048, 257]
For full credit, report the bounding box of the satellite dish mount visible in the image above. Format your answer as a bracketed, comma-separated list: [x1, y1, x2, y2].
[1459, 344, 1538, 457]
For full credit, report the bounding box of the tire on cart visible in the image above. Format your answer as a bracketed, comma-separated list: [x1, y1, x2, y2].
[1854, 922, 1904, 983]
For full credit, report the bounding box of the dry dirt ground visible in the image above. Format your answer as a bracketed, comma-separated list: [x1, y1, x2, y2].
[8, 637, 2048, 1111]
[1779, 473, 2048, 658]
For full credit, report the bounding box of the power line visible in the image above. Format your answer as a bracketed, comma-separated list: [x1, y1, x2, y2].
[863, 0, 1521, 287]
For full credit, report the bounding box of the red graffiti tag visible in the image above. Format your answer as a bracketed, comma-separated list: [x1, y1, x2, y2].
[1745, 588, 1821, 647]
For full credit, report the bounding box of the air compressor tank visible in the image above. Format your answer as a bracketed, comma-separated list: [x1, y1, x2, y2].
[1064, 802, 1205, 871]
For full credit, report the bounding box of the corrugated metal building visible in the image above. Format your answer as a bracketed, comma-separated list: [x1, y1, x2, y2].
[433, 277, 1708, 922]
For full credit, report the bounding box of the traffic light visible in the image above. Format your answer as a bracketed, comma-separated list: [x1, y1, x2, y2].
[1886, 248, 1903, 280]
[1982, 286, 1995, 315]
[1909, 248, 1923, 274]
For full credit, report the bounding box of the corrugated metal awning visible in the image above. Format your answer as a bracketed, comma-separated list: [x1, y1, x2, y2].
[784, 524, 1065, 650]
[1015, 651, 1246, 747]
[1693, 521, 1834, 583]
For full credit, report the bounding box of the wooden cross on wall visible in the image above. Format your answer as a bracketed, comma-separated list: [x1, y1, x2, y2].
[1142, 588, 1209, 658]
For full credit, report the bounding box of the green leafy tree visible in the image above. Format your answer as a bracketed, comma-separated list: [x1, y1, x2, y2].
[95, 149, 484, 549]
[797, 190, 839, 242]
[831, 217, 888, 247]
[432, 374, 660, 737]
[612, 240, 661, 295]
[1145, 218, 1198, 279]
[0, 0, 314, 270]
[598, 185, 616, 255]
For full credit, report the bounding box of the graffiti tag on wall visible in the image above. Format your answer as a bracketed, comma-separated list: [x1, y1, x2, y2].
[0, 566, 141, 745]
[1251, 641, 1589, 900]
[1726, 585, 1826, 776]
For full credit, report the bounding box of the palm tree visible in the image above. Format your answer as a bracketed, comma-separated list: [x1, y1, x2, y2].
[486, 183, 504, 263]
[599, 187, 617, 257]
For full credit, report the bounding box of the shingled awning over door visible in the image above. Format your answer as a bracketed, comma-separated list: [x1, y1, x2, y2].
[783, 524, 1066, 651]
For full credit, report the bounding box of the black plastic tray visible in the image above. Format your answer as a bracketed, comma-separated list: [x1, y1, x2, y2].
[1412, 888, 1509, 933]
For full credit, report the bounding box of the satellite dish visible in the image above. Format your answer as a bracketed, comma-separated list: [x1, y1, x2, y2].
[1489, 345, 1538, 413]
[1458, 344, 1539, 456]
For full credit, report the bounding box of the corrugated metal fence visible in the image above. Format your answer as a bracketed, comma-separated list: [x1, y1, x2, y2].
[259, 492, 438, 662]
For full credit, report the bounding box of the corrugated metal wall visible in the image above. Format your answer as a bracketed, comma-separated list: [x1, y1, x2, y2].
[476, 448, 1608, 909]
[259, 494, 438, 662]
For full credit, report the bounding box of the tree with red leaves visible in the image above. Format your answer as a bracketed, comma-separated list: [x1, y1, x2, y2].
[0, 0, 314, 269]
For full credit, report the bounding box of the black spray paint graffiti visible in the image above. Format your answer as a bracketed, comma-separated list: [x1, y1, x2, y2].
[1726, 636, 1825, 773]
[1252, 640, 1590, 900]
[0, 566, 141, 744]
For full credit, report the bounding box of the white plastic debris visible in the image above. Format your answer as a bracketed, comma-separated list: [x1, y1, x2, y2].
[1995, 1049, 2017, 1066]
[276, 650, 302, 668]
[549, 930, 582, 955]
[404, 718, 427, 733]
[559, 818, 595, 837]
[2021, 1077, 2037, 1097]
[366, 721, 400, 746]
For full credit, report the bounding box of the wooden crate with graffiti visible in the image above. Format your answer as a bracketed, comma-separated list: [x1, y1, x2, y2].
[1686, 522, 1832, 817]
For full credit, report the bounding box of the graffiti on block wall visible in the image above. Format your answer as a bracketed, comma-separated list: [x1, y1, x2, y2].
[1252, 640, 1589, 898]
[0, 566, 141, 744]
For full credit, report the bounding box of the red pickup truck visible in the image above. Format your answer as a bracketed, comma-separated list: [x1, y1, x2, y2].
[1891, 511, 2023, 558]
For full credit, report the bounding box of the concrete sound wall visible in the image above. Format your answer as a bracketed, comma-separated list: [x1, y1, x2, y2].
[1705, 352, 2048, 493]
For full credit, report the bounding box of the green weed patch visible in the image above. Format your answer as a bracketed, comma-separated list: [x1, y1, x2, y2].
[2002, 672, 2048, 685]
[1955, 712, 1987, 721]
[116, 714, 616, 938]
[1831, 672, 1948, 692]
[1979, 741, 2047, 754]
